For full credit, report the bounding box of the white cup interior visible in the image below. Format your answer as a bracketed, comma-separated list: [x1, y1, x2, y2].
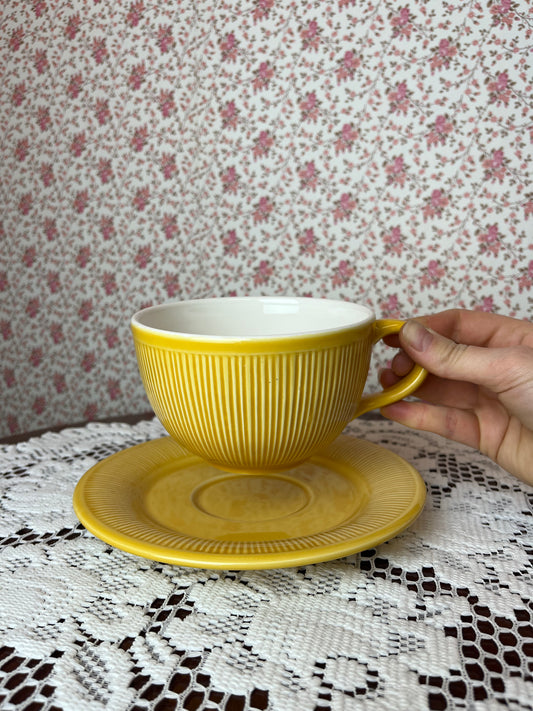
[132, 297, 374, 339]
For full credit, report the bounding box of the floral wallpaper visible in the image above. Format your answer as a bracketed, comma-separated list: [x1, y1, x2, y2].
[0, 0, 531, 438]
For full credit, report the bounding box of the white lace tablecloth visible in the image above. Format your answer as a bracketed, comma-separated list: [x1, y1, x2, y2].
[1, 417, 532, 711]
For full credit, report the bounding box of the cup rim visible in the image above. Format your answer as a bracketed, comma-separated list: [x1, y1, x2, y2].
[131, 296, 375, 342]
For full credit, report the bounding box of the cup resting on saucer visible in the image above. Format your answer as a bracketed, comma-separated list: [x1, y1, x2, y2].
[131, 296, 426, 473]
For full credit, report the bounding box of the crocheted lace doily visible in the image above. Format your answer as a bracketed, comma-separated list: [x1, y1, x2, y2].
[1, 418, 532, 710]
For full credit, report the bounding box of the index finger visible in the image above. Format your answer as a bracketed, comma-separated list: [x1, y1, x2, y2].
[386, 310, 533, 349]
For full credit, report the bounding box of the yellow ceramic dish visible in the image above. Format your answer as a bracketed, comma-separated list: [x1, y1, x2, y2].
[73, 435, 426, 569]
[131, 297, 427, 473]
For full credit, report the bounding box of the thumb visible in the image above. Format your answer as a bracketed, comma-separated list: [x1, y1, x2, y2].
[399, 319, 510, 391]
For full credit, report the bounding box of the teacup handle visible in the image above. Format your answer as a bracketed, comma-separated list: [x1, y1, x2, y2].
[352, 319, 428, 418]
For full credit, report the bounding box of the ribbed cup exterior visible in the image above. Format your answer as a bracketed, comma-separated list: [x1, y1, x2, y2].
[133, 330, 372, 472]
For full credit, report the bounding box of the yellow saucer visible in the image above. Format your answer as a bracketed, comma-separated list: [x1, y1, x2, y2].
[73, 435, 426, 569]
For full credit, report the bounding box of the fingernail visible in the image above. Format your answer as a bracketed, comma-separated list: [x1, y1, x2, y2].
[402, 320, 433, 352]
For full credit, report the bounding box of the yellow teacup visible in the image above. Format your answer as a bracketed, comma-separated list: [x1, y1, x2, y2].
[131, 297, 426, 473]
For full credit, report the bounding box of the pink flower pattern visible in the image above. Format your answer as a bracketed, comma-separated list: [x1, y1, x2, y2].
[156, 25, 174, 54]
[65, 14, 81, 40]
[483, 149, 506, 183]
[300, 20, 321, 51]
[478, 225, 502, 257]
[253, 62, 274, 92]
[487, 72, 512, 106]
[385, 157, 408, 187]
[490, 0, 514, 28]
[220, 33, 238, 63]
[420, 260, 447, 290]
[253, 261, 274, 286]
[223, 230, 240, 256]
[127, 2, 145, 27]
[253, 0, 274, 23]
[221, 100, 238, 129]
[427, 115, 453, 148]
[390, 7, 413, 39]
[383, 227, 404, 256]
[158, 90, 176, 117]
[336, 51, 361, 84]
[298, 229, 318, 256]
[334, 124, 358, 154]
[430, 39, 457, 72]
[300, 92, 320, 122]
[387, 81, 409, 114]
[253, 131, 274, 159]
[0, 0, 531, 437]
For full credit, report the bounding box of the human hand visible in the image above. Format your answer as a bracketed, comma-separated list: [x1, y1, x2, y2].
[379, 309, 533, 486]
